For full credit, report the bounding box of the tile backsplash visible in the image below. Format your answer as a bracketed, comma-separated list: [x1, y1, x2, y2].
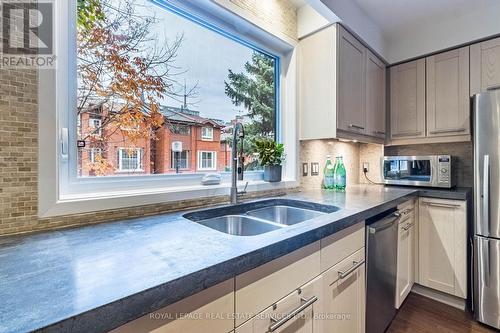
[384, 142, 473, 187]
[300, 140, 385, 189]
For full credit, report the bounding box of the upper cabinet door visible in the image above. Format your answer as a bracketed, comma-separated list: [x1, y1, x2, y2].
[337, 26, 366, 135]
[365, 50, 386, 138]
[390, 59, 426, 139]
[298, 26, 337, 141]
[471, 37, 500, 95]
[426, 47, 470, 137]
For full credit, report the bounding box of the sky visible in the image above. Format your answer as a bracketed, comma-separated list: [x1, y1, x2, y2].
[136, 0, 258, 122]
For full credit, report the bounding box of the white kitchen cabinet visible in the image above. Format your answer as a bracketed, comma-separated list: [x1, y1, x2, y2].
[299, 24, 386, 144]
[337, 25, 366, 136]
[418, 198, 467, 298]
[322, 247, 365, 333]
[365, 49, 386, 139]
[389, 59, 426, 141]
[111, 280, 234, 333]
[234, 242, 320, 327]
[235, 276, 322, 333]
[395, 207, 415, 309]
[426, 47, 470, 139]
[471, 36, 500, 95]
[298, 25, 337, 141]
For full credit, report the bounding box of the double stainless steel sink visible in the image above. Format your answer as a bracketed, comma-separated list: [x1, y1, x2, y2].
[183, 199, 340, 236]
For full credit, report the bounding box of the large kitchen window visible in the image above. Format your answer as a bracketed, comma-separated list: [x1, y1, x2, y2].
[75, 0, 278, 178]
[39, 0, 296, 217]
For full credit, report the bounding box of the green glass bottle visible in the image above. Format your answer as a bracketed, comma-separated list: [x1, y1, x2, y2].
[323, 155, 336, 190]
[334, 156, 346, 192]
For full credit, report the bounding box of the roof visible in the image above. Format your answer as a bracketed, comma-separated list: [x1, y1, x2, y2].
[78, 102, 226, 128]
[159, 106, 224, 128]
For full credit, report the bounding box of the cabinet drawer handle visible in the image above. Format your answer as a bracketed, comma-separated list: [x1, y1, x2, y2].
[401, 207, 414, 215]
[268, 296, 318, 332]
[402, 223, 413, 231]
[421, 201, 460, 208]
[429, 128, 466, 134]
[338, 259, 365, 279]
[349, 124, 365, 130]
[487, 85, 500, 91]
[373, 130, 386, 135]
[392, 131, 422, 137]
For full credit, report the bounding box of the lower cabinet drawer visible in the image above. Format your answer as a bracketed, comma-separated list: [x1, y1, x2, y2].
[235, 276, 322, 333]
[235, 241, 321, 327]
[320, 222, 365, 272]
[110, 280, 234, 333]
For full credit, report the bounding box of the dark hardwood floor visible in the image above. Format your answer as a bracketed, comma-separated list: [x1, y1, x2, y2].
[386, 293, 498, 333]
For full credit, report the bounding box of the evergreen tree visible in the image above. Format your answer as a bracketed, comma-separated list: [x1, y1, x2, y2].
[224, 52, 276, 138]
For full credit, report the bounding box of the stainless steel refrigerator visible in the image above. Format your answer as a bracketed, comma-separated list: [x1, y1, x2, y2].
[473, 89, 500, 330]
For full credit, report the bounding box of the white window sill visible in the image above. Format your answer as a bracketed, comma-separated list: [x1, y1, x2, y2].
[40, 179, 299, 218]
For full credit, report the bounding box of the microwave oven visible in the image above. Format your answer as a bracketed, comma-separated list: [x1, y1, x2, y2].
[381, 155, 454, 188]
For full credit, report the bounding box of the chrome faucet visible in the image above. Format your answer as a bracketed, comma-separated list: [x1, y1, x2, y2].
[230, 122, 248, 204]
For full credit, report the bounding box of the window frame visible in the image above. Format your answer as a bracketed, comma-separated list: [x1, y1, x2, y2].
[117, 148, 143, 173]
[89, 147, 102, 163]
[201, 127, 214, 141]
[38, 0, 298, 217]
[171, 150, 189, 169]
[89, 118, 102, 136]
[197, 151, 217, 171]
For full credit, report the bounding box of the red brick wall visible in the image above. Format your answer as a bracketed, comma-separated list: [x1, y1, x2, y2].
[79, 112, 151, 176]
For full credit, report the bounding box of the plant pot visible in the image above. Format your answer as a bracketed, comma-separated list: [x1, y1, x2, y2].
[263, 165, 282, 182]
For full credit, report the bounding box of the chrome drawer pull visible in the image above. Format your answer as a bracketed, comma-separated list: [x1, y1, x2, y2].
[268, 296, 318, 332]
[373, 130, 386, 135]
[338, 259, 365, 279]
[421, 201, 460, 208]
[402, 223, 413, 231]
[402, 207, 414, 215]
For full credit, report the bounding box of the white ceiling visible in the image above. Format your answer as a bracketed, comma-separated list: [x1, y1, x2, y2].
[353, 0, 500, 34]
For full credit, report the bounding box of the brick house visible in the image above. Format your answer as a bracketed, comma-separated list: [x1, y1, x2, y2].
[78, 104, 232, 176]
[154, 106, 231, 174]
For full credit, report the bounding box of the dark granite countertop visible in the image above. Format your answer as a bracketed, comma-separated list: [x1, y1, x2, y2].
[0, 185, 470, 333]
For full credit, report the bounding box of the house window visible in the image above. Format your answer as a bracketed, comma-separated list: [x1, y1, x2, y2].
[89, 118, 102, 136]
[171, 124, 191, 135]
[117, 148, 143, 172]
[171, 150, 189, 169]
[89, 148, 102, 163]
[201, 127, 214, 141]
[197, 151, 216, 171]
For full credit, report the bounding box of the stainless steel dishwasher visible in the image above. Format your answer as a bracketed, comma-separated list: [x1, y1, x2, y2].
[366, 208, 401, 333]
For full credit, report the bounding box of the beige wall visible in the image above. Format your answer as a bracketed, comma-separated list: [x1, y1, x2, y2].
[299, 140, 385, 189]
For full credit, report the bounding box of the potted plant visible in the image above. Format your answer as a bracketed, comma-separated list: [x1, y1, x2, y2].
[254, 138, 285, 182]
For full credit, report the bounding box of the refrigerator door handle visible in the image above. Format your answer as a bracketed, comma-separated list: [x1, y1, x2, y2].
[483, 155, 490, 235]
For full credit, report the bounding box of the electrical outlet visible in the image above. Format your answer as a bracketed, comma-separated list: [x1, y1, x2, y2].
[302, 163, 308, 176]
[311, 162, 319, 176]
[363, 162, 369, 173]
